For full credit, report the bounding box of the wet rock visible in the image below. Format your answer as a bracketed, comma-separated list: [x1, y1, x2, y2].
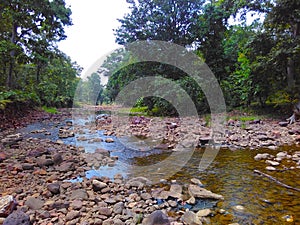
[265, 160, 280, 166]
[25, 197, 44, 210]
[182, 211, 202, 225]
[105, 138, 114, 143]
[143, 210, 170, 225]
[3, 210, 30, 225]
[0, 195, 16, 217]
[191, 178, 203, 186]
[47, 183, 60, 195]
[1, 133, 23, 146]
[266, 166, 276, 171]
[196, 209, 211, 217]
[188, 184, 224, 200]
[232, 205, 245, 212]
[254, 153, 270, 161]
[126, 177, 152, 188]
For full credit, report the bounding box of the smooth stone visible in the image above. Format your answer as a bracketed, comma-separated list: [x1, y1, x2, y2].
[233, 205, 245, 212]
[265, 160, 280, 166]
[92, 180, 108, 191]
[188, 185, 224, 200]
[266, 166, 276, 171]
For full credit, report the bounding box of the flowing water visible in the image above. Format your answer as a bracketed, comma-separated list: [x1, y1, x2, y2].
[17, 119, 300, 224]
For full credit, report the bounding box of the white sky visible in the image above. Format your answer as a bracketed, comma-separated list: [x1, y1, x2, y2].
[58, 0, 130, 70]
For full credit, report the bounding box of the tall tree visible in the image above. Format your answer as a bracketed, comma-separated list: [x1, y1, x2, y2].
[0, 0, 72, 88]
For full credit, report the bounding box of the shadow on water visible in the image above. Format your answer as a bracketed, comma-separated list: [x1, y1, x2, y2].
[17, 118, 300, 224]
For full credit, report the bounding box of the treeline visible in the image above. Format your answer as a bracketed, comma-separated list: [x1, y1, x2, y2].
[100, 0, 300, 114]
[0, 0, 81, 109]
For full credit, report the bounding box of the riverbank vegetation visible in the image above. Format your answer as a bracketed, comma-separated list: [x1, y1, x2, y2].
[1, 0, 300, 117]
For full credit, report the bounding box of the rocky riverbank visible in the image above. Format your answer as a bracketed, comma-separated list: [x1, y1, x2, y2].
[0, 128, 225, 225]
[1, 107, 300, 224]
[95, 110, 300, 150]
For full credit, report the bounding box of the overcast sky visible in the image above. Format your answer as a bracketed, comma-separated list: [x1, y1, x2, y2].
[58, 0, 129, 70]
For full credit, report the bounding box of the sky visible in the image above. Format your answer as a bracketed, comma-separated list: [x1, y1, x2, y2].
[57, 0, 130, 70]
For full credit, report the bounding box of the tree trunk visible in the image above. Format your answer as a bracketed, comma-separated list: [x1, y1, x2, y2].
[287, 57, 295, 90]
[7, 23, 18, 89]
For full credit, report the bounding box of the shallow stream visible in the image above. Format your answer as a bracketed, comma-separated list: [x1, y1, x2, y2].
[17, 118, 300, 224]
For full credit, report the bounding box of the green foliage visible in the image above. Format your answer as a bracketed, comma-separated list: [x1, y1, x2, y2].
[42, 106, 58, 114]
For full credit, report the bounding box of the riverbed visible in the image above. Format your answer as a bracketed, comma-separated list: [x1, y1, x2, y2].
[14, 114, 300, 225]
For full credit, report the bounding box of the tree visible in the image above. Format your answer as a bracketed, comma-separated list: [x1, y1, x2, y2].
[0, 0, 72, 89]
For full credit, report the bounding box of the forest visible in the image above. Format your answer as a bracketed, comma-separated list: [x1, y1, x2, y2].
[1, 0, 300, 114]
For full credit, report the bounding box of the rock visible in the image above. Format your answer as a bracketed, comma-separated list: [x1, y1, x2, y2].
[232, 205, 245, 212]
[169, 184, 183, 199]
[66, 210, 80, 221]
[276, 152, 287, 158]
[196, 209, 211, 217]
[126, 177, 152, 188]
[182, 211, 202, 225]
[36, 158, 54, 167]
[1, 134, 23, 146]
[0, 152, 7, 162]
[266, 166, 276, 171]
[254, 153, 270, 161]
[191, 178, 203, 186]
[265, 160, 280, 166]
[143, 210, 170, 225]
[25, 197, 44, 210]
[188, 185, 223, 200]
[47, 183, 60, 194]
[21, 163, 34, 170]
[98, 207, 112, 216]
[113, 202, 124, 214]
[70, 200, 83, 210]
[186, 196, 196, 205]
[105, 138, 114, 143]
[55, 162, 74, 172]
[0, 195, 16, 217]
[278, 121, 289, 127]
[92, 180, 108, 191]
[52, 153, 63, 165]
[3, 210, 30, 225]
[70, 189, 88, 200]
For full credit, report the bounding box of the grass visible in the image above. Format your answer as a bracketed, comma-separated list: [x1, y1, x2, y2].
[42, 106, 58, 114]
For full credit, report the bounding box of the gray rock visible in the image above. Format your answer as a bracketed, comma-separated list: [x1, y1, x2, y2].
[22, 163, 34, 170]
[71, 200, 83, 210]
[47, 183, 60, 194]
[66, 210, 80, 221]
[70, 189, 88, 200]
[3, 210, 30, 225]
[92, 180, 108, 191]
[182, 211, 202, 225]
[113, 202, 124, 214]
[53, 153, 63, 165]
[142, 210, 170, 225]
[25, 197, 44, 210]
[188, 185, 223, 200]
